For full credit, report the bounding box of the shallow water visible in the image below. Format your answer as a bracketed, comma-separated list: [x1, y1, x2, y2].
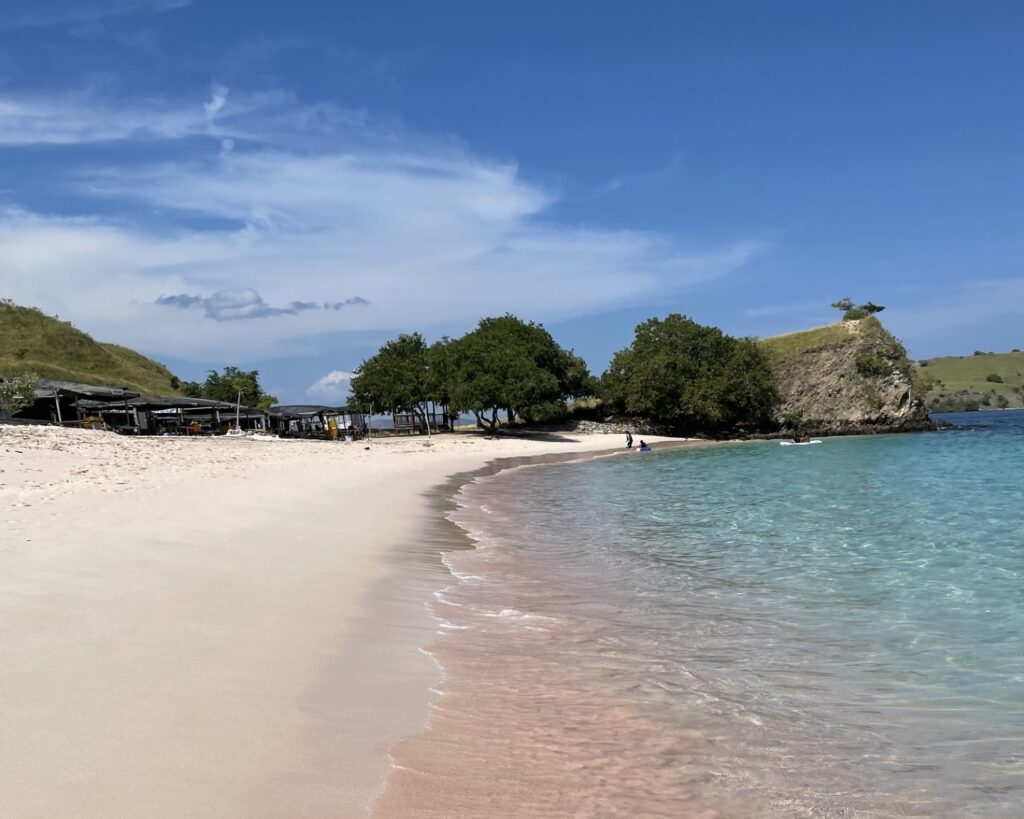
[375, 412, 1024, 817]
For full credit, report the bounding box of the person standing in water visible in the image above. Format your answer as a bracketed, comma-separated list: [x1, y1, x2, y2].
[625, 432, 633, 448]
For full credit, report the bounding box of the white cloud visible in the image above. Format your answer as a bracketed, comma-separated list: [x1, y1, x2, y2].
[307, 371, 355, 404]
[0, 88, 770, 362]
[0, 87, 324, 146]
[204, 84, 230, 120]
[0, 94, 209, 145]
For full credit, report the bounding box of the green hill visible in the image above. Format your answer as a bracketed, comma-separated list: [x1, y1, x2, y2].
[917, 350, 1024, 411]
[0, 300, 183, 396]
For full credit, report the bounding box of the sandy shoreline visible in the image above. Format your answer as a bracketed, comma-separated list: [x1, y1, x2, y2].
[0, 424, 687, 817]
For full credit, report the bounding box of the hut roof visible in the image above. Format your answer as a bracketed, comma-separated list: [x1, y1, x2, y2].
[33, 378, 142, 401]
[268, 404, 357, 418]
[76, 396, 264, 413]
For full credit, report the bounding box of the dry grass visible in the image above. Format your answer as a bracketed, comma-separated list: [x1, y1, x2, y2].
[759, 317, 884, 361]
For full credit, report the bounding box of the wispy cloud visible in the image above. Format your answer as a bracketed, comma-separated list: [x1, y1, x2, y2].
[0, 93, 212, 145]
[582, 153, 684, 201]
[0, 86, 371, 148]
[203, 83, 230, 121]
[0, 86, 768, 361]
[0, 0, 190, 32]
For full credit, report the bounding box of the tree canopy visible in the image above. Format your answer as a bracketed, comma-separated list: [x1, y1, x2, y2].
[349, 315, 595, 431]
[181, 367, 278, 409]
[349, 332, 434, 421]
[600, 314, 776, 431]
[448, 315, 594, 429]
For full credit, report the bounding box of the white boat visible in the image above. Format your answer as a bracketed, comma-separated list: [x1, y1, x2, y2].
[780, 440, 822, 446]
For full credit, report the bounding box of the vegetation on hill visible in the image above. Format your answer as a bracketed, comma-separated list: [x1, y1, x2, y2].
[600, 314, 776, 432]
[0, 300, 183, 396]
[916, 350, 1024, 411]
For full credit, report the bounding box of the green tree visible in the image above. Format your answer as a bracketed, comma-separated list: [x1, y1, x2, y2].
[832, 297, 886, 321]
[449, 315, 593, 429]
[349, 332, 435, 430]
[600, 314, 776, 431]
[0, 373, 39, 418]
[186, 367, 277, 408]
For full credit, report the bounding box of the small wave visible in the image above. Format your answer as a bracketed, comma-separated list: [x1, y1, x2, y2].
[480, 608, 560, 624]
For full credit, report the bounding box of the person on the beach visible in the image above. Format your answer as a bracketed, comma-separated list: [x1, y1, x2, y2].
[626, 432, 633, 448]
[638, 439, 647, 449]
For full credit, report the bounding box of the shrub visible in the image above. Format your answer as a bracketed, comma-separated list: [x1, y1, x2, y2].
[986, 373, 1004, 383]
[0, 373, 39, 418]
[856, 351, 892, 377]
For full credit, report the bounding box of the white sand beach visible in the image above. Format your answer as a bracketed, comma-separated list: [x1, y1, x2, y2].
[0, 425, 682, 818]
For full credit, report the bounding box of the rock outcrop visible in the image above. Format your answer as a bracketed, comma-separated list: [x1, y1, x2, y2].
[763, 317, 934, 436]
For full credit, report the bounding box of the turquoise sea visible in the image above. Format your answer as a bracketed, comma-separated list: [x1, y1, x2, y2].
[401, 411, 1024, 817]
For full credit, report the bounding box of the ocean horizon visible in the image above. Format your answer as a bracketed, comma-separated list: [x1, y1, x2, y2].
[377, 410, 1024, 817]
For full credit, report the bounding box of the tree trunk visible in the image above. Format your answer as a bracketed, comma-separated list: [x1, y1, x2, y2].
[414, 403, 432, 437]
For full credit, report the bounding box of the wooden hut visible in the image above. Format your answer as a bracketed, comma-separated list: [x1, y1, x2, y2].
[268, 405, 368, 439]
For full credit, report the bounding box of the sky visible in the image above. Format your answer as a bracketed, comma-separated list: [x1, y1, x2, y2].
[0, 1, 1021, 403]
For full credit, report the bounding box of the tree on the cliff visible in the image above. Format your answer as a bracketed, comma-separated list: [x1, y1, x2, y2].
[600, 314, 776, 431]
[449, 315, 595, 430]
[831, 298, 886, 321]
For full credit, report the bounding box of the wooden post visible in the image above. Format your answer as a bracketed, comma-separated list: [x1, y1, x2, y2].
[52, 390, 63, 425]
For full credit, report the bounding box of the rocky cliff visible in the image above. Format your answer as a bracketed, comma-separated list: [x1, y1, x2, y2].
[761, 317, 934, 435]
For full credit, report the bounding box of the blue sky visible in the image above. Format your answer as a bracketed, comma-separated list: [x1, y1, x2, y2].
[1, 1, 1021, 403]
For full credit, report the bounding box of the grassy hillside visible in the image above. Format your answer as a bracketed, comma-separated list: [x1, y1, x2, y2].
[917, 350, 1024, 411]
[760, 317, 884, 362]
[0, 300, 183, 396]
